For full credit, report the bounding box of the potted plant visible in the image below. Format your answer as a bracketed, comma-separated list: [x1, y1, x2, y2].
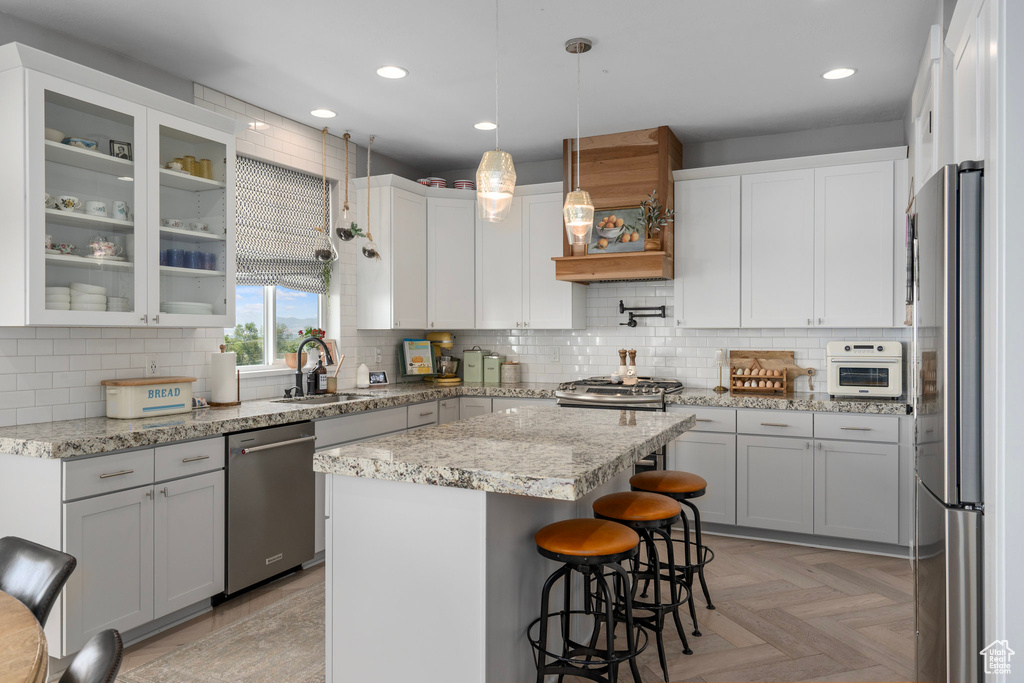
[637, 190, 674, 252]
[299, 327, 326, 339]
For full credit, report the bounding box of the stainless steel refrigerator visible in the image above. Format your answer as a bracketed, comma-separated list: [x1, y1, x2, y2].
[913, 161, 984, 683]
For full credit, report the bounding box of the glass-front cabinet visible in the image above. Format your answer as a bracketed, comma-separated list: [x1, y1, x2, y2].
[147, 112, 235, 327]
[0, 43, 236, 328]
[27, 72, 149, 326]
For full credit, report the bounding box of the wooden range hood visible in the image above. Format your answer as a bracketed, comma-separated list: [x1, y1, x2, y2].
[555, 126, 682, 283]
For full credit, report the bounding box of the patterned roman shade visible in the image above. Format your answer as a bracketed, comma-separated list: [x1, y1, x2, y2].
[235, 156, 331, 294]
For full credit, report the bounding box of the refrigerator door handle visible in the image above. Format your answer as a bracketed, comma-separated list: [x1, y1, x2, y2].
[946, 506, 983, 683]
[957, 164, 984, 506]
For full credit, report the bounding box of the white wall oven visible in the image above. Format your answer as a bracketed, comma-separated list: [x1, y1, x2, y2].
[826, 341, 903, 398]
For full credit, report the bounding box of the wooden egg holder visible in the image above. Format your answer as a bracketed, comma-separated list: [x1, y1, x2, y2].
[730, 358, 788, 396]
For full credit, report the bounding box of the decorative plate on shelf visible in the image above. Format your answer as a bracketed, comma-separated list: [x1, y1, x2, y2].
[82, 255, 127, 262]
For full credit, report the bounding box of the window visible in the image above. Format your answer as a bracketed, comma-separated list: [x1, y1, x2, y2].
[224, 286, 321, 368]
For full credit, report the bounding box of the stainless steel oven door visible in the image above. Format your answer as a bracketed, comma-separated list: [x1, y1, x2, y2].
[827, 357, 902, 397]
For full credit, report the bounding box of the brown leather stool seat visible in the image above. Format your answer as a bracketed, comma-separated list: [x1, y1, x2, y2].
[630, 470, 707, 499]
[593, 491, 681, 524]
[534, 518, 639, 564]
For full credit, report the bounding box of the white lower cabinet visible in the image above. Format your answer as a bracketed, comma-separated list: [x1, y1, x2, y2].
[813, 439, 899, 543]
[459, 397, 492, 419]
[438, 399, 459, 424]
[736, 435, 814, 534]
[64, 486, 154, 653]
[670, 431, 736, 525]
[153, 470, 225, 618]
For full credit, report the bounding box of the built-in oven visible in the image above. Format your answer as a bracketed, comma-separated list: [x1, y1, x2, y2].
[826, 341, 903, 398]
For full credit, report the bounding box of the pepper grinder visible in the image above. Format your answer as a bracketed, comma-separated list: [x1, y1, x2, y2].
[617, 349, 628, 378]
[714, 348, 729, 393]
[624, 349, 638, 385]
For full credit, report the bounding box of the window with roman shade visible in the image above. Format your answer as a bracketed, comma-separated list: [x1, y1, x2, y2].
[234, 156, 331, 295]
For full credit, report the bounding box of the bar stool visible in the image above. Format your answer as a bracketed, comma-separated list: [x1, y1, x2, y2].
[630, 471, 716, 637]
[528, 518, 647, 683]
[593, 491, 694, 682]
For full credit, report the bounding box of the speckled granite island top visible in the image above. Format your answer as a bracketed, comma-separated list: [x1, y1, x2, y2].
[0, 380, 908, 459]
[313, 406, 696, 501]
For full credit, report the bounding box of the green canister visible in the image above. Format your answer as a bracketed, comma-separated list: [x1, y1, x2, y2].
[463, 346, 485, 383]
[483, 353, 505, 384]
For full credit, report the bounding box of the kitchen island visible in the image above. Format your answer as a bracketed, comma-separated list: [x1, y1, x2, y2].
[313, 405, 695, 683]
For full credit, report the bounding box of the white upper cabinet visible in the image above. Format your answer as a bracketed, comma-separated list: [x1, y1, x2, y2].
[674, 176, 741, 328]
[814, 162, 894, 327]
[427, 197, 475, 329]
[522, 193, 586, 330]
[741, 169, 815, 327]
[948, 0, 992, 164]
[476, 197, 524, 329]
[0, 44, 237, 328]
[356, 182, 427, 330]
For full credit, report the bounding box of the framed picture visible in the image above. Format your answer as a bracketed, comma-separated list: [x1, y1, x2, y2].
[368, 370, 389, 386]
[589, 206, 644, 253]
[109, 140, 133, 161]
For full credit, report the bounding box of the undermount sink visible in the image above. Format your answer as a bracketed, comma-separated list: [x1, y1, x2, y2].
[272, 393, 367, 405]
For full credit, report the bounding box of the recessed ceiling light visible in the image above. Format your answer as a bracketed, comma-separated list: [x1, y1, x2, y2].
[474, 121, 498, 131]
[822, 67, 857, 80]
[310, 109, 337, 118]
[376, 66, 408, 79]
[117, 176, 133, 182]
[248, 121, 270, 130]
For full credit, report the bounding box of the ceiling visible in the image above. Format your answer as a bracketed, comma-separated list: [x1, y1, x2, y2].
[0, 0, 937, 170]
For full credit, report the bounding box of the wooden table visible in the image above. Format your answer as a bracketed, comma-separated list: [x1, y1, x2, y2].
[0, 590, 46, 683]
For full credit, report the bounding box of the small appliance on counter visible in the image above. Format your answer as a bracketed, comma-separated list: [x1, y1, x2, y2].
[425, 331, 461, 385]
[100, 376, 196, 418]
[483, 352, 505, 384]
[463, 346, 484, 383]
[825, 341, 903, 398]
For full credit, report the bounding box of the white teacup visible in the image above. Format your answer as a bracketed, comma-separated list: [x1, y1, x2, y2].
[113, 201, 130, 221]
[58, 195, 83, 212]
[44, 193, 57, 209]
[190, 222, 209, 232]
[161, 218, 184, 229]
[85, 200, 108, 217]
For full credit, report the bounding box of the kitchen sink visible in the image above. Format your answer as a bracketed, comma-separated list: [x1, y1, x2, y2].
[271, 393, 368, 405]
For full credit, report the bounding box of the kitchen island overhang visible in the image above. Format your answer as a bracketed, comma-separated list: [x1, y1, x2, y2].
[315, 406, 696, 683]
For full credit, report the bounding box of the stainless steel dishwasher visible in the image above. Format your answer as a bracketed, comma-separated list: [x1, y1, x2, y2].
[225, 421, 315, 596]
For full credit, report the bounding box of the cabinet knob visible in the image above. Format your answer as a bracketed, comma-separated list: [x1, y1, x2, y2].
[818, 318, 823, 325]
[430, 322, 435, 327]
[817, 442, 823, 450]
[806, 442, 812, 449]
[516, 322, 521, 327]
[161, 486, 169, 496]
[807, 318, 812, 325]
[524, 321, 529, 327]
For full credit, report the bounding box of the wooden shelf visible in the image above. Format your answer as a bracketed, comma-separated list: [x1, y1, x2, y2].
[45, 254, 134, 271]
[159, 169, 225, 192]
[44, 140, 134, 177]
[159, 227, 225, 243]
[160, 265, 225, 278]
[553, 251, 673, 283]
[45, 208, 133, 232]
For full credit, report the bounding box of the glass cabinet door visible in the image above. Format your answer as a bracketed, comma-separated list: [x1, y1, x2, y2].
[147, 111, 235, 327]
[27, 72, 149, 325]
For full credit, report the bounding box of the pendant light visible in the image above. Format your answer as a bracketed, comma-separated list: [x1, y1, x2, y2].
[476, 0, 516, 222]
[362, 135, 380, 260]
[315, 127, 338, 263]
[563, 37, 594, 256]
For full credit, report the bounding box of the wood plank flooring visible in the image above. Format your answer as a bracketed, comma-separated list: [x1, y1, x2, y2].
[570, 532, 915, 683]
[111, 534, 913, 683]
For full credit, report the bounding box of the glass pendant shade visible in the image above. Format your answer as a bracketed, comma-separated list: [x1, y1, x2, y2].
[563, 189, 595, 254]
[476, 149, 517, 222]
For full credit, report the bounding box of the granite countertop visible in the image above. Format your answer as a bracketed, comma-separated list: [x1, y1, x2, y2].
[0, 381, 909, 460]
[313, 406, 696, 501]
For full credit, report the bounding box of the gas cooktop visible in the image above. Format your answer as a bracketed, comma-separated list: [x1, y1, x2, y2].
[555, 377, 683, 409]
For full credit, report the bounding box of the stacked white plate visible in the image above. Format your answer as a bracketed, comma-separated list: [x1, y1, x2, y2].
[426, 177, 447, 188]
[416, 178, 431, 186]
[161, 301, 214, 315]
[70, 282, 107, 311]
[453, 179, 475, 190]
[45, 286, 71, 310]
[107, 296, 130, 312]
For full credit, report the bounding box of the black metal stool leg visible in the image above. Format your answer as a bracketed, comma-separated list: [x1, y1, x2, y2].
[682, 500, 716, 610]
[654, 525, 693, 656]
[591, 569, 620, 683]
[638, 530, 669, 682]
[608, 562, 643, 683]
[675, 508, 701, 636]
[536, 564, 568, 683]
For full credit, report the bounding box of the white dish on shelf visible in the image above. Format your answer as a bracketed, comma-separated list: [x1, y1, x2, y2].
[70, 293, 106, 305]
[45, 249, 61, 255]
[70, 303, 107, 311]
[82, 255, 127, 262]
[107, 296, 129, 304]
[45, 286, 71, 295]
[46, 302, 71, 310]
[69, 282, 107, 295]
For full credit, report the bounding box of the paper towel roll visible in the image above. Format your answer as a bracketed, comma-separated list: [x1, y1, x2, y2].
[211, 349, 237, 403]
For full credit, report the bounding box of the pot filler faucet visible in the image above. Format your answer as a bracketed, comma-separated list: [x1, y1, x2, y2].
[292, 337, 335, 397]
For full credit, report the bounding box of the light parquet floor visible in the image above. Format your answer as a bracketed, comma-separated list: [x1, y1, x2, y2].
[109, 534, 913, 683]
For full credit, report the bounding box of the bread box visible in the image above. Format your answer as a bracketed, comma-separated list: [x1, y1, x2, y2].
[100, 376, 196, 419]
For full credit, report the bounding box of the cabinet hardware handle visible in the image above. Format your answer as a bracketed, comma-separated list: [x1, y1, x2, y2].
[695, 418, 713, 423]
[840, 426, 872, 431]
[818, 318, 823, 325]
[99, 469, 134, 479]
[807, 318, 812, 325]
[160, 487, 168, 496]
[516, 322, 521, 327]
[325, 515, 330, 520]
[524, 321, 529, 327]
[239, 435, 316, 455]
[806, 442, 812, 449]
[182, 455, 210, 463]
[760, 422, 789, 427]
[419, 411, 433, 417]
[140, 315, 148, 323]
[817, 442, 823, 449]
[431, 322, 435, 327]
[145, 490, 153, 499]
[153, 314, 160, 324]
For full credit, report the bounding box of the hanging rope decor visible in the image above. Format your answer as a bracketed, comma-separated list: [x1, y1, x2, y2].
[314, 127, 338, 262]
[362, 135, 380, 260]
[337, 132, 358, 241]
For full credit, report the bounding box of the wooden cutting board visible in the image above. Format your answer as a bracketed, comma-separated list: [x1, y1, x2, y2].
[728, 351, 816, 391]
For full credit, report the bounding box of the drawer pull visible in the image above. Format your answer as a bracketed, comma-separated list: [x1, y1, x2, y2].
[695, 418, 713, 423]
[181, 455, 211, 463]
[418, 411, 433, 417]
[160, 487, 169, 497]
[240, 435, 316, 455]
[99, 469, 134, 479]
[840, 426, 872, 431]
[760, 422, 789, 428]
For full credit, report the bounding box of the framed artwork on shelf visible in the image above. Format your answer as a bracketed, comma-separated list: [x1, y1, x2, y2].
[589, 206, 644, 253]
[109, 140, 132, 160]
